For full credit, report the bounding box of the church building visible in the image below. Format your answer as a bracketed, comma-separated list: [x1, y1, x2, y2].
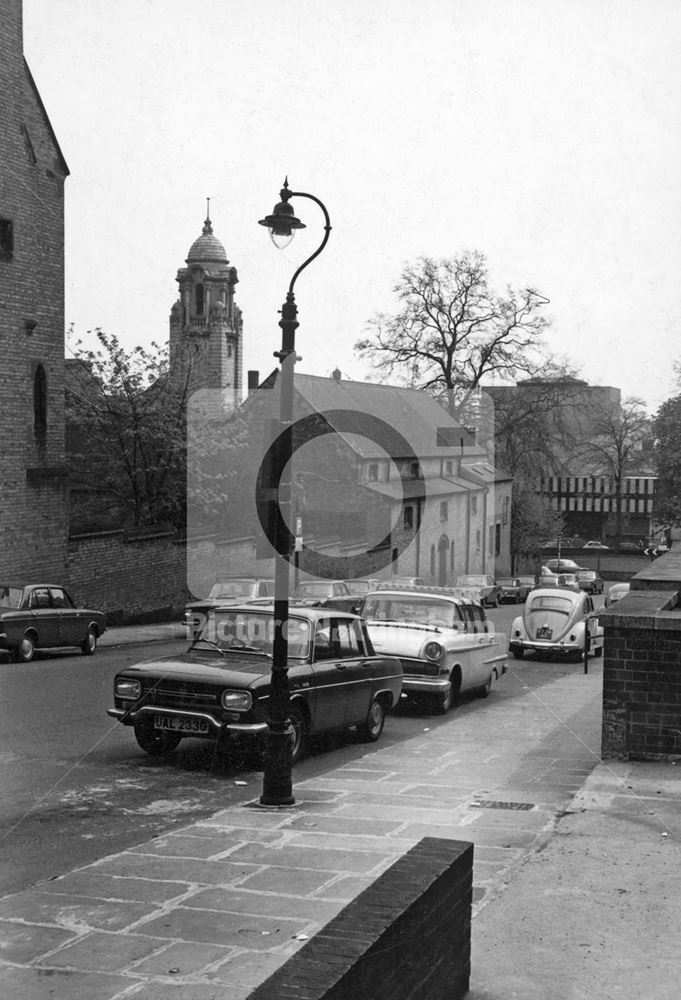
[0, 0, 70, 577]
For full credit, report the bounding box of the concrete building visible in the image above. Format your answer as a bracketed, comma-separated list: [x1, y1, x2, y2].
[0, 0, 69, 577]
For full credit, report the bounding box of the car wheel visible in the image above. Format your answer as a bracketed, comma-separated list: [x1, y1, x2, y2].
[479, 674, 493, 698]
[592, 644, 603, 658]
[358, 696, 386, 742]
[433, 680, 456, 715]
[15, 633, 36, 663]
[288, 701, 308, 765]
[133, 720, 182, 756]
[81, 627, 97, 656]
[511, 648, 524, 659]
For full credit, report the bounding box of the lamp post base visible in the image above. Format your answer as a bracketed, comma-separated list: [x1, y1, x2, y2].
[259, 721, 296, 806]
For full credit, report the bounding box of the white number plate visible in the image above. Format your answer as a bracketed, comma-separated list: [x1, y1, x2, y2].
[154, 715, 209, 734]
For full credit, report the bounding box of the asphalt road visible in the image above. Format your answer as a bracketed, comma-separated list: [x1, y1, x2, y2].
[0, 599, 596, 897]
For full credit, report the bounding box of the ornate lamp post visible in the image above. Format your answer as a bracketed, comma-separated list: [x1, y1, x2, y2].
[257, 179, 331, 806]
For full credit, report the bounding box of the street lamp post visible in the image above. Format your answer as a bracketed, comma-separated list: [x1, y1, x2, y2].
[258, 179, 331, 806]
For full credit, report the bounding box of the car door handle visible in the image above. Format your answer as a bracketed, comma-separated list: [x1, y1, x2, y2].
[335, 663, 347, 671]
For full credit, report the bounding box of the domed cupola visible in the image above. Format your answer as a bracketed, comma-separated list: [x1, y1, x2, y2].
[186, 216, 229, 266]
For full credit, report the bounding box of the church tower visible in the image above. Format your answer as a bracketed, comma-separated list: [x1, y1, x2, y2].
[169, 210, 243, 411]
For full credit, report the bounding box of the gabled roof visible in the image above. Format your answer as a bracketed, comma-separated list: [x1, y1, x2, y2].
[291, 373, 488, 461]
[23, 59, 69, 177]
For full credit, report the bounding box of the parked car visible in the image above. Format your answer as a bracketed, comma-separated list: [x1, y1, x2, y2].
[497, 577, 534, 604]
[509, 587, 604, 661]
[377, 576, 426, 589]
[604, 582, 630, 607]
[292, 580, 359, 613]
[360, 586, 507, 714]
[583, 540, 609, 550]
[556, 573, 581, 592]
[183, 577, 275, 639]
[545, 558, 584, 574]
[342, 578, 381, 595]
[0, 583, 106, 662]
[576, 569, 604, 595]
[617, 542, 642, 553]
[108, 605, 402, 764]
[451, 574, 501, 608]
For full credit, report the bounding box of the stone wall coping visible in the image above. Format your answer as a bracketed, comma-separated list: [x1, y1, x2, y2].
[600, 589, 679, 629]
[630, 548, 681, 588]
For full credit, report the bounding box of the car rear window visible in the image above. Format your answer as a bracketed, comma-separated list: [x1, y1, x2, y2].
[530, 595, 573, 614]
[364, 596, 463, 628]
[0, 587, 23, 608]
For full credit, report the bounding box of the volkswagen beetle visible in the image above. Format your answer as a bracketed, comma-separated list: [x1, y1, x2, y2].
[509, 587, 604, 661]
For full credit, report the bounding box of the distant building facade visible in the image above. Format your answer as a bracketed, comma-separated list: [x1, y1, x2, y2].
[0, 0, 69, 577]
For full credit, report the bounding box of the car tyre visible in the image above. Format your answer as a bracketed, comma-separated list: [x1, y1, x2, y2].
[81, 627, 97, 656]
[511, 648, 524, 659]
[288, 701, 308, 765]
[592, 644, 603, 658]
[15, 633, 36, 663]
[134, 720, 182, 756]
[479, 674, 493, 698]
[358, 696, 386, 742]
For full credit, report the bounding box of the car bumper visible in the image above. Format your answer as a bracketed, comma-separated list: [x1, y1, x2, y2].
[107, 706, 268, 735]
[509, 640, 582, 658]
[401, 675, 451, 695]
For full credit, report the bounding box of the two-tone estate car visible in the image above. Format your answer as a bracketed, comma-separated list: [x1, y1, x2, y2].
[451, 574, 501, 608]
[0, 583, 106, 662]
[509, 587, 604, 661]
[359, 585, 507, 714]
[108, 604, 402, 764]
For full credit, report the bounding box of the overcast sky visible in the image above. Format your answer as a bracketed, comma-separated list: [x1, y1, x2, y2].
[23, 0, 681, 412]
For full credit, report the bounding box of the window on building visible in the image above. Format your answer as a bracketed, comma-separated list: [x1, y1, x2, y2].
[450, 540, 455, 570]
[368, 463, 378, 481]
[475, 529, 481, 549]
[33, 364, 47, 441]
[410, 461, 421, 479]
[471, 495, 478, 515]
[430, 544, 436, 576]
[440, 501, 448, 521]
[0, 218, 13, 261]
[495, 522, 501, 556]
[502, 495, 510, 525]
[195, 283, 205, 315]
[445, 460, 453, 476]
[391, 548, 399, 573]
[404, 505, 414, 529]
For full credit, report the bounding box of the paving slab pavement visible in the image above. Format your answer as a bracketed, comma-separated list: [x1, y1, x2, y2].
[1, 628, 679, 999]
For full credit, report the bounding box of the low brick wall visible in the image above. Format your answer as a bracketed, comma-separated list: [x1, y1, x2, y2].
[247, 837, 473, 1000]
[600, 551, 681, 760]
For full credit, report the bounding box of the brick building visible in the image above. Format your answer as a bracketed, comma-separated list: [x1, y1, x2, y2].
[0, 0, 70, 577]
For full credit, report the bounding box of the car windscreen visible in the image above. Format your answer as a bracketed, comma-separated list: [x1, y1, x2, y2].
[454, 576, 490, 587]
[196, 610, 311, 658]
[296, 583, 333, 597]
[363, 596, 460, 628]
[208, 581, 254, 598]
[528, 595, 573, 615]
[0, 586, 23, 608]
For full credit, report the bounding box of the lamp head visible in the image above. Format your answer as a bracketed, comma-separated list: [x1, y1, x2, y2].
[258, 178, 306, 249]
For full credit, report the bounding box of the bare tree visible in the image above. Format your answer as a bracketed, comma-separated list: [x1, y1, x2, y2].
[355, 252, 556, 418]
[653, 392, 681, 526]
[575, 397, 650, 539]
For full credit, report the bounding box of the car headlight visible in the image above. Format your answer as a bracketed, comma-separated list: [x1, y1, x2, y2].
[221, 690, 253, 711]
[115, 678, 142, 700]
[424, 641, 444, 661]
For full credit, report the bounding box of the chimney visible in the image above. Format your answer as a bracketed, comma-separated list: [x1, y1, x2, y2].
[247, 370, 260, 394]
[332, 367, 341, 382]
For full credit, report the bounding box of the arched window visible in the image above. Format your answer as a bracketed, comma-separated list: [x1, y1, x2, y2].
[195, 283, 205, 315]
[34, 364, 47, 440]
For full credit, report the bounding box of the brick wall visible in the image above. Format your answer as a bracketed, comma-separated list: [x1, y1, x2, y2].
[67, 530, 189, 624]
[600, 550, 681, 760]
[247, 837, 473, 1000]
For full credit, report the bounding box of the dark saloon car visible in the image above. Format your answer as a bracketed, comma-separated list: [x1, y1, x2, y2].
[108, 605, 402, 764]
[497, 577, 535, 604]
[575, 569, 604, 595]
[0, 583, 106, 662]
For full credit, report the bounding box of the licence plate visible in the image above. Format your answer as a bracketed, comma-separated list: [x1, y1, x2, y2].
[154, 715, 209, 734]
[536, 626, 553, 640]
